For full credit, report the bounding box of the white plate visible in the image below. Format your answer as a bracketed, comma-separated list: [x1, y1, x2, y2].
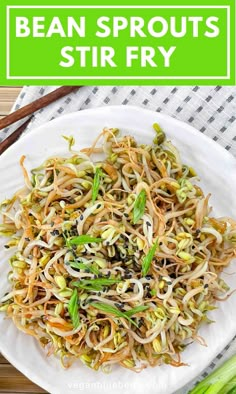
[0, 105, 236, 394]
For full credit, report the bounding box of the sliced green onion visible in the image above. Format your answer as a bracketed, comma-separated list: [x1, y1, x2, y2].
[68, 289, 80, 329]
[125, 305, 149, 317]
[90, 302, 138, 327]
[72, 278, 120, 292]
[220, 375, 236, 394]
[67, 235, 102, 247]
[189, 355, 236, 394]
[133, 189, 146, 224]
[69, 261, 99, 275]
[142, 240, 158, 277]
[75, 283, 102, 292]
[92, 167, 103, 203]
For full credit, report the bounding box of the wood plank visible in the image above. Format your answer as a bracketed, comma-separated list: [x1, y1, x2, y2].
[0, 101, 15, 115]
[0, 354, 8, 364]
[0, 86, 21, 88]
[0, 366, 47, 393]
[0, 87, 22, 116]
[0, 88, 22, 102]
[0, 364, 24, 377]
[0, 377, 46, 393]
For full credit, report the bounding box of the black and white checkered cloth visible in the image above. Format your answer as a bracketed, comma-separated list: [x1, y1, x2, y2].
[1, 85, 236, 393]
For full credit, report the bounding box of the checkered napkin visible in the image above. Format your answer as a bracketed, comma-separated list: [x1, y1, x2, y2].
[1, 85, 236, 393]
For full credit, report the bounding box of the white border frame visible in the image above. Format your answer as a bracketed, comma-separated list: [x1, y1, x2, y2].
[6, 5, 231, 80]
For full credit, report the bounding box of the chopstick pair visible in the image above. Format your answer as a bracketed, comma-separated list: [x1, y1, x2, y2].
[0, 116, 33, 155]
[0, 86, 82, 155]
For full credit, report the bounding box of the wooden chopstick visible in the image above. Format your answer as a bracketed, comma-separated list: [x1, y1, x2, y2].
[0, 116, 33, 155]
[0, 86, 81, 131]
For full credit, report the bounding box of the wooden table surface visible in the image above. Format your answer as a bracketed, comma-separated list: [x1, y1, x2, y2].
[0, 86, 47, 394]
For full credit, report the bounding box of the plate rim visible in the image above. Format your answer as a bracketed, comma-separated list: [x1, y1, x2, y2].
[2, 105, 236, 166]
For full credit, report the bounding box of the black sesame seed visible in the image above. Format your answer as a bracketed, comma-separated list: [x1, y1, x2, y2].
[145, 275, 152, 280]
[124, 213, 129, 218]
[124, 273, 132, 279]
[4, 245, 10, 249]
[25, 237, 30, 241]
[115, 302, 123, 309]
[146, 221, 151, 227]
[80, 214, 84, 220]
[72, 267, 80, 272]
[166, 281, 172, 286]
[97, 204, 102, 209]
[204, 284, 209, 289]
[50, 229, 59, 236]
[97, 292, 101, 296]
[196, 229, 201, 235]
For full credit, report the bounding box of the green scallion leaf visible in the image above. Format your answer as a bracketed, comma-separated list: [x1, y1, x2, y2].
[90, 302, 138, 327]
[221, 376, 236, 394]
[125, 305, 149, 317]
[70, 261, 100, 275]
[75, 283, 103, 292]
[68, 289, 80, 329]
[189, 355, 236, 394]
[133, 189, 146, 224]
[72, 278, 120, 292]
[92, 167, 103, 203]
[67, 235, 102, 247]
[142, 240, 158, 277]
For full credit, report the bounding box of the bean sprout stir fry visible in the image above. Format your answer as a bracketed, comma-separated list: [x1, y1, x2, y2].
[0, 125, 236, 372]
